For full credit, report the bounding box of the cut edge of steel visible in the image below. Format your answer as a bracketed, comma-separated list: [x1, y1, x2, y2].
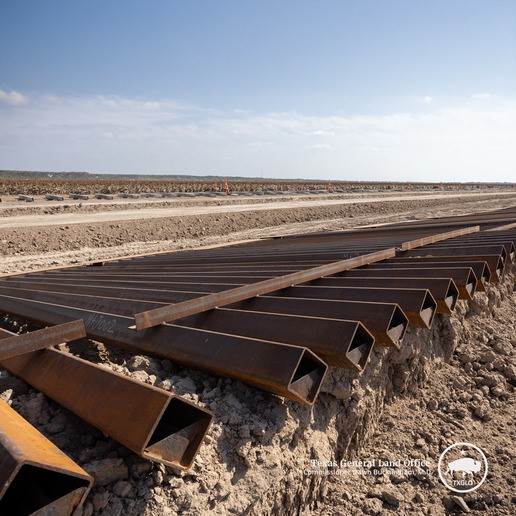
[0, 320, 86, 361]
[0, 399, 92, 515]
[399, 226, 480, 251]
[133, 248, 397, 329]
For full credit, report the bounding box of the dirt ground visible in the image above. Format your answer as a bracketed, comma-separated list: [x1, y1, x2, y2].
[0, 190, 515, 515]
[2, 190, 516, 273]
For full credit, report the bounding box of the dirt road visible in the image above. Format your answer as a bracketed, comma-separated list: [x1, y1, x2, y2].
[1, 190, 515, 229]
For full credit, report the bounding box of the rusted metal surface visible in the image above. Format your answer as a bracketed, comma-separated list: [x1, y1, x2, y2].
[0, 280, 404, 349]
[310, 277, 459, 313]
[0, 320, 85, 361]
[0, 207, 512, 514]
[0, 238, 261, 279]
[400, 226, 480, 250]
[0, 399, 92, 515]
[228, 297, 408, 348]
[337, 267, 478, 300]
[387, 255, 505, 283]
[366, 261, 491, 291]
[132, 248, 397, 329]
[0, 328, 213, 469]
[426, 240, 514, 264]
[0, 294, 327, 405]
[401, 244, 508, 264]
[0, 283, 369, 371]
[488, 222, 516, 231]
[270, 286, 437, 328]
[175, 309, 375, 369]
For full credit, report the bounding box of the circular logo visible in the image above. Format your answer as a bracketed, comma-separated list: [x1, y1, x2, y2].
[438, 442, 488, 493]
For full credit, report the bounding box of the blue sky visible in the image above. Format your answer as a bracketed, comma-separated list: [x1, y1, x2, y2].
[1, 0, 515, 181]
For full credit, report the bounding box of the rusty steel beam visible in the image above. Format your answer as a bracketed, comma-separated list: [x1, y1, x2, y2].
[175, 309, 374, 370]
[488, 222, 516, 231]
[0, 294, 327, 405]
[0, 279, 406, 348]
[132, 248, 397, 329]
[0, 400, 92, 515]
[0, 238, 263, 280]
[229, 297, 408, 348]
[310, 277, 459, 313]
[83, 264, 312, 273]
[33, 272, 273, 285]
[387, 255, 505, 283]
[9, 276, 232, 294]
[271, 285, 437, 328]
[365, 261, 490, 292]
[0, 320, 85, 361]
[0, 284, 371, 371]
[336, 268, 478, 300]
[0, 329, 213, 470]
[399, 226, 480, 251]
[0, 278, 203, 303]
[270, 286, 437, 328]
[401, 244, 508, 264]
[446, 233, 516, 247]
[0, 279, 407, 349]
[426, 240, 515, 264]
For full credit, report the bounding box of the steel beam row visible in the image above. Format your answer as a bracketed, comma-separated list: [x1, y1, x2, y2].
[0, 212, 514, 411]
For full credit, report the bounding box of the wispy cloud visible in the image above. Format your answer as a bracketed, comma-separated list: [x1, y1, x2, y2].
[422, 96, 433, 104]
[0, 89, 29, 106]
[0, 91, 515, 181]
[471, 93, 492, 99]
[307, 144, 331, 149]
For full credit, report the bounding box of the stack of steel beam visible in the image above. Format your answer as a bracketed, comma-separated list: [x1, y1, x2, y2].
[0, 208, 514, 410]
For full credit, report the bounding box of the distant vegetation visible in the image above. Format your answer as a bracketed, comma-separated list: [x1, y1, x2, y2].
[0, 170, 322, 181]
[1, 170, 514, 185]
[0, 174, 513, 197]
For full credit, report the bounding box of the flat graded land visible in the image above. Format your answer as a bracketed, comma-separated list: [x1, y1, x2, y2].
[2, 189, 516, 275]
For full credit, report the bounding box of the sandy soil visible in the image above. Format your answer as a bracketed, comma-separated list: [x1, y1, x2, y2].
[313, 280, 516, 515]
[0, 190, 514, 516]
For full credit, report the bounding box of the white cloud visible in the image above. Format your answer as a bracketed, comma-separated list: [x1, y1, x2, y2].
[250, 141, 274, 147]
[309, 130, 335, 137]
[307, 144, 331, 149]
[0, 91, 515, 182]
[471, 93, 492, 99]
[422, 96, 433, 104]
[0, 89, 29, 106]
